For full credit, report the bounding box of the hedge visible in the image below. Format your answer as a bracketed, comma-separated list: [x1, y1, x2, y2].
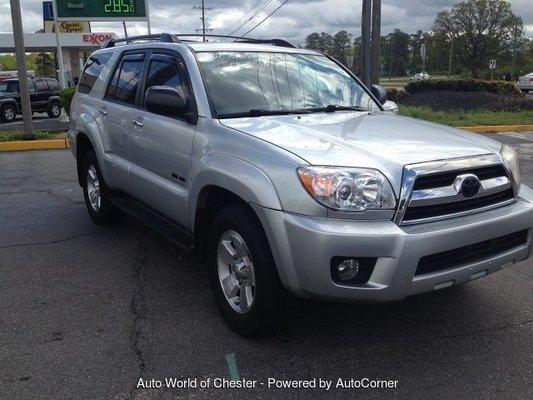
[404, 79, 522, 96]
[60, 86, 76, 116]
[386, 88, 408, 102]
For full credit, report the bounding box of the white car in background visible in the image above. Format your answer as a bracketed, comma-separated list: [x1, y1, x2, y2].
[518, 73, 533, 93]
[410, 72, 430, 81]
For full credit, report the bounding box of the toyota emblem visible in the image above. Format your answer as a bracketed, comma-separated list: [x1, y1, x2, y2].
[457, 174, 481, 198]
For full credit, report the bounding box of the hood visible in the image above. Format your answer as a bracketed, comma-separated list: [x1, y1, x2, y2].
[220, 111, 502, 192]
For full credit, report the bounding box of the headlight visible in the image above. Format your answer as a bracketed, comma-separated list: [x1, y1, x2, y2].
[500, 145, 521, 189]
[297, 166, 396, 211]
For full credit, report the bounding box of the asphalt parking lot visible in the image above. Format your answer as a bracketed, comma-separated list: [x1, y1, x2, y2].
[0, 133, 532, 400]
[0, 111, 69, 133]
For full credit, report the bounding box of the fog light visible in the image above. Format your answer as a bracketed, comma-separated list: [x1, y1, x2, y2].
[336, 259, 360, 281]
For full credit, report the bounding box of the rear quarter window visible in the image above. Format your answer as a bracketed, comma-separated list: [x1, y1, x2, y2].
[78, 52, 113, 94]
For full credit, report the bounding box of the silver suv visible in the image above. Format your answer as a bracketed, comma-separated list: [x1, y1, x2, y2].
[68, 34, 533, 336]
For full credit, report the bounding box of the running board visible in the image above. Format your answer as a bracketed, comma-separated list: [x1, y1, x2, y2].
[110, 194, 194, 252]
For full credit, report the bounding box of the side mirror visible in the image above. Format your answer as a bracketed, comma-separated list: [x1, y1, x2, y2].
[145, 86, 188, 119]
[370, 84, 387, 104]
[382, 100, 399, 114]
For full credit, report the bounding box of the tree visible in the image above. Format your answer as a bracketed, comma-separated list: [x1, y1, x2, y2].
[332, 30, 352, 64]
[305, 33, 321, 51]
[433, 0, 523, 77]
[35, 53, 55, 77]
[388, 29, 410, 76]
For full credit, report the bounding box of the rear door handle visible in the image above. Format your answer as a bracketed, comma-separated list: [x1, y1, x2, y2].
[131, 119, 144, 128]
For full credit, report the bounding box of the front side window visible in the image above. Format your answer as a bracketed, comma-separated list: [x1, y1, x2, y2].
[0, 81, 19, 93]
[196, 51, 380, 117]
[145, 54, 187, 100]
[105, 53, 145, 105]
[78, 52, 112, 94]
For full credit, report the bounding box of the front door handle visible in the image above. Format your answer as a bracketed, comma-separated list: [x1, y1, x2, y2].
[98, 107, 108, 116]
[131, 119, 144, 128]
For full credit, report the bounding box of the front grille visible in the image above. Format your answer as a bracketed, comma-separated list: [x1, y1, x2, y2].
[402, 163, 515, 224]
[413, 165, 507, 191]
[416, 230, 528, 275]
[403, 188, 515, 222]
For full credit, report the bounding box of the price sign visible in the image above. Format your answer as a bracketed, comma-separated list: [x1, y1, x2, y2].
[56, 0, 147, 21]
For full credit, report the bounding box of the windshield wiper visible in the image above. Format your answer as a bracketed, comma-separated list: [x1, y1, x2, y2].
[307, 105, 368, 113]
[219, 108, 311, 119]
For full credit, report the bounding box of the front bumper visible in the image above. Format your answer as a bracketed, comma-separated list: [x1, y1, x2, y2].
[253, 185, 533, 302]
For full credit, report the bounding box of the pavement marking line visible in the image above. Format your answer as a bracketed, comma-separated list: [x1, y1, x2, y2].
[0, 139, 69, 152]
[225, 353, 240, 381]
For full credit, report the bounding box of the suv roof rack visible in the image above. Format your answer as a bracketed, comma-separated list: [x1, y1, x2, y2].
[175, 34, 296, 48]
[102, 33, 296, 49]
[102, 33, 180, 48]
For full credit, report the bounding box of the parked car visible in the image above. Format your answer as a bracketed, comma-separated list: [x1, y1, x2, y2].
[410, 72, 430, 81]
[518, 72, 533, 93]
[0, 77, 62, 122]
[68, 34, 532, 336]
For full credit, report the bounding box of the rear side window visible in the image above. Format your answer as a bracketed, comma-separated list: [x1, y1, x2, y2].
[35, 80, 48, 92]
[105, 53, 145, 105]
[46, 80, 60, 91]
[78, 52, 112, 94]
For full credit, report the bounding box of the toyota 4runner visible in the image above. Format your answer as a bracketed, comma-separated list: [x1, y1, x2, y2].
[68, 34, 533, 336]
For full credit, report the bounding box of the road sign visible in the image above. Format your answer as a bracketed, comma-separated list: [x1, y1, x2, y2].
[43, 1, 54, 21]
[55, 0, 147, 21]
[489, 59, 497, 69]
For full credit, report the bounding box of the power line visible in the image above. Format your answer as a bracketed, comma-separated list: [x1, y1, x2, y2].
[223, 0, 265, 34]
[228, 0, 276, 36]
[240, 0, 288, 37]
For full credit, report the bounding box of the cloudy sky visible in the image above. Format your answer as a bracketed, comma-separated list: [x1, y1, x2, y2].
[1, 0, 532, 43]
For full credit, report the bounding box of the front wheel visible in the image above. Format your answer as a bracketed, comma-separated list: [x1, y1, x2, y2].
[207, 204, 293, 336]
[47, 101, 61, 118]
[1, 104, 16, 122]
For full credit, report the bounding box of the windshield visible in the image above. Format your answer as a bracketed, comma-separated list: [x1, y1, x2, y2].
[0, 81, 19, 93]
[196, 51, 380, 118]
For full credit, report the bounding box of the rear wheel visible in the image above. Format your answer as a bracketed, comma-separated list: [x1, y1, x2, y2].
[1, 104, 16, 122]
[81, 150, 122, 225]
[47, 101, 61, 118]
[207, 204, 293, 336]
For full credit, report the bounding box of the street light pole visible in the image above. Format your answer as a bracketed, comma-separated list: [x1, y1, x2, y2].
[9, 0, 34, 139]
[361, 0, 371, 86]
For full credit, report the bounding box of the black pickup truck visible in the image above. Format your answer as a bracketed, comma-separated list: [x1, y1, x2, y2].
[0, 78, 62, 122]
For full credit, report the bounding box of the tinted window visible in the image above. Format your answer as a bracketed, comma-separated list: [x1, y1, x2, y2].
[0, 81, 19, 93]
[46, 80, 60, 91]
[106, 53, 145, 105]
[78, 52, 112, 94]
[35, 80, 48, 92]
[145, 54, 186, 99]
[28, 82, 35, 93]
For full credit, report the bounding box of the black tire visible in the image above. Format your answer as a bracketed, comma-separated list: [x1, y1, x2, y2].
[47, 101, 61, 118]
[1, 104, 16, 122]
[81, 150, 122, 225]
[207, 203, 293, 337]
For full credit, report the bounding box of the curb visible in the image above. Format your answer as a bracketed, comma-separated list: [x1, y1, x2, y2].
[459, 125, 533, 133]
[0, 139, 69, 152]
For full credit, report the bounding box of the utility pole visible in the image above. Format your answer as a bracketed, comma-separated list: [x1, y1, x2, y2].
[122, 21, 128, 38]
[194, 0, 212, 42]
[447, 37, 454, 76]
[370, 0, 381, 85]
[9, 0, 34, 139]
[361, 0, 371, 86]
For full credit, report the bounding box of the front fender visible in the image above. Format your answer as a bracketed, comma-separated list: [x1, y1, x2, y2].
[47, 95, 61, 107]
[0, 98, 19, 112]
[188, 153, 282, 227]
